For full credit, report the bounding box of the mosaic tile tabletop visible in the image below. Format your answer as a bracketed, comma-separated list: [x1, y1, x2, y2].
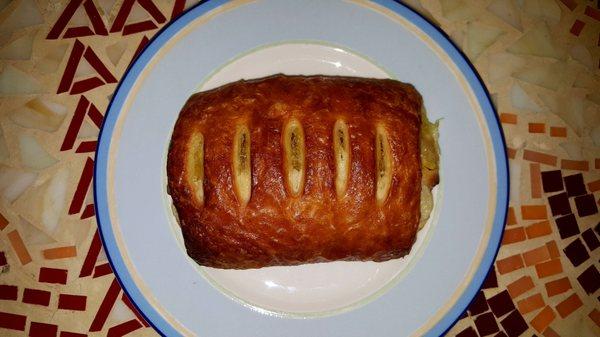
[0, 0, 598, 336]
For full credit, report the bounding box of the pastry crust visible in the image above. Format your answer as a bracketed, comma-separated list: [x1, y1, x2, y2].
[167, 74, 435, 269]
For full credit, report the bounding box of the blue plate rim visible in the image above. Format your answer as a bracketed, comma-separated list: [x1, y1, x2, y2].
[93, 1, 509, 336]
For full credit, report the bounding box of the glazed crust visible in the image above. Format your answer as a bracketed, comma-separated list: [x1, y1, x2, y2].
[167, 74, 424, 269]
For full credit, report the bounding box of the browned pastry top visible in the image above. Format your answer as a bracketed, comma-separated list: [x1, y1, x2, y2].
[167, 74, 425, 269]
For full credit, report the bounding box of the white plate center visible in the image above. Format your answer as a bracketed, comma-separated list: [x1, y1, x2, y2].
[170, 43, 439, 316]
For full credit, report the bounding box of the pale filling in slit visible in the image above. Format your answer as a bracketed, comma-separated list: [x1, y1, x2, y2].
[419, 112, 440, 229]
[187, 132, 204, 205]
[283, 119, 306, 197]
[233, 124, 252, 205]
[375, 124, 393, 205]
[333, 120, 350, 198]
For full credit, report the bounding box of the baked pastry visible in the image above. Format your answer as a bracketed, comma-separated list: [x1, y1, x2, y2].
[167, 74, 439, 269]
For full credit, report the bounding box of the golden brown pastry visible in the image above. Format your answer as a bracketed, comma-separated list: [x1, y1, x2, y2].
[167, 74, 439, 269]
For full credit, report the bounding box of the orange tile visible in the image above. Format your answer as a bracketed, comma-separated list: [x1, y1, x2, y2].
[497, 254, 524, 274]
[500, 113, 518, 124]
[507, 147, 517, 159]
[545, 277, 572, 297]
[535, 259, 563, 278]
[528, 123, 546, 133]
[7, 230, 32, 265]
[0, 212, 8, 230]
[549, 127, 567, 137]
[531, 306, 556, 333]
[543, 326, 561, 337]
[518, 293, 545, 314]
[502, 227, 526, 245]
[587, 179, 600, 192]
[555, 293, 582, 318]
[521, 205, 548, 220]
[523, 150, 557, 166]
[546, 241, 560, 259]
[43, 246, 77, 260]
[590, 309, 600, 327]
[561, 159, 589, 171]
[523, 245, 551, 266]
[526, 221, 552, 238]
[530, 163, 542, 198]
[507, 207, 517, 225]
[507, 275, 535, 298]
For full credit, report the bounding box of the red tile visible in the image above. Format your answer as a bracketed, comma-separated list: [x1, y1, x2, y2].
[29, 322, 58, 337]
[107, 319, 143, 337]
[570, 20, 585, 36]
[22, 288, 51, 306]
[39, 267, 68, 284]
[500, 113, 518, 124]
[584, 5, 600, 21]
[549, 127, 567, 138]
[58, 294, 87, 311]
[89, 278, 121, 331]
[80, 230, 101, 277]
[0, 311, 26, 330]
[0, 285, 18, 300]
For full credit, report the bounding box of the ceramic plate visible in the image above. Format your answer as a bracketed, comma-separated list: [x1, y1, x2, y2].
[95, 1, 508, 336]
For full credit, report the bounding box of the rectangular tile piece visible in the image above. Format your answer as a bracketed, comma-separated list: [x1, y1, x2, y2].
[523, 245, 551, 266]
[22, 288, 51, 306]
[0, 311, 26, 330]
[39, 267, 68, 284]
[526, 221, 552, 238]
[555, 293, 582, 318]
[546, 241, 560, 258]
[517, 293, 545, 314]
[43, 246, 76, 260]
[488, 290, 515, 318]
[497, 254, 524, 274]
[0, 285, 18, 300]
[29, 322, 58, 337]
[541, 170, 563, 193]
[563, 238, 590, 267]
[507, 276, 535, 298]
[549, 127, 566, 137]
[530, 163, 542, 198]
[521, 205, 548, 220]
[500, 310, 528, 337]
[563, 174, 586, 197]
[548, 192, 570, 216]
[581, 228, 599, 251]
[555, 214, 579, 239]
[468, 290, 489, 316]
[535, 259, 563, 278]
[524, 150, 557, 166]
[58, 294, 86, 311]
[7, 230, 32, 265]
[475, 311, 500, 336]
[577, 265, 600, 294]
[561, 159, 589, 171]
[531, 306, 556, 333]
[574, 194, 598, 217]
[545, 277, 571, 297]
[502, 227, 526, 245]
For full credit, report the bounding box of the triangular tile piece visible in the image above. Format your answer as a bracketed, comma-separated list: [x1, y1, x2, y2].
[466, 21, 504, 60]
[0, 0, 43, 32]
[487, 0, 522, 30]
[0, 65, 42, 96]
[18, 134, 58, 170]
[47, 0, 108, 39]
[0, 30, 37, 60]
[507, 23, 565, 59]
